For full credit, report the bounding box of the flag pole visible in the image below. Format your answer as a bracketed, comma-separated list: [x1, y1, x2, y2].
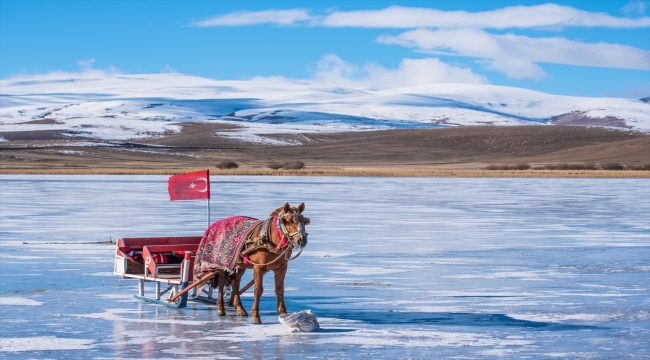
[207, 198, 210, 228]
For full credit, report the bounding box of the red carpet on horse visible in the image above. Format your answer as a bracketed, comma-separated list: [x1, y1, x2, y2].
[193, 216, 262, 277]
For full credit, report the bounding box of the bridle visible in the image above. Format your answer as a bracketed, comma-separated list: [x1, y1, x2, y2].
[276, 211, 308, 250]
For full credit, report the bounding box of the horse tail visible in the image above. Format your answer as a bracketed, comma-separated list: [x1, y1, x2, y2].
[209, 270, 231, 288]
[210, 273, 219, 288]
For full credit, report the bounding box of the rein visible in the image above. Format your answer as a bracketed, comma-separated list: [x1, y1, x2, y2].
[244, 247, 303, 267]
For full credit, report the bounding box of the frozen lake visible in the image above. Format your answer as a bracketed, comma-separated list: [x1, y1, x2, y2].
[0, 175, 648, 359]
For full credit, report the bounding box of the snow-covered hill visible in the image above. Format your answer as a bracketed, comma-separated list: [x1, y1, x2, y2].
[1, 73, 647, 143]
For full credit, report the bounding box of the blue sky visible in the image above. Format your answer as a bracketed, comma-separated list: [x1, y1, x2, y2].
[1, 0, 648, 97]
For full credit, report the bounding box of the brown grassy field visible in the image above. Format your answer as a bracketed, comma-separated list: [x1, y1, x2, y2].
[1, 125, 649, 177]
[2, 167, 647, 178]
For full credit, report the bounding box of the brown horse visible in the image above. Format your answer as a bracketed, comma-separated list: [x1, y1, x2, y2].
[214, 202, 309, 324]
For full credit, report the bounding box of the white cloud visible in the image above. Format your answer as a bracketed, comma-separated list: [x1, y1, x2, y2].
[193, 5, 650, 29]
[320, 4, 650, 29]
[190, 5, 649, 83]
[622, 0, 647, 15]
[161, 64, 177, 73]
[9, 67, 122, 81]
[77, 58, 96, 68]
[192, 9, 311, 27]
[9, 58, 123, 80]
[313, 54, 358, 85]
[312, 54, 487, 89]
[378, 28, 650, 79]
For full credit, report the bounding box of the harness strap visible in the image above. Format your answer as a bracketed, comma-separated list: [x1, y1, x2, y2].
[241, 217, 283, 256]
[245, 219, 271, 244]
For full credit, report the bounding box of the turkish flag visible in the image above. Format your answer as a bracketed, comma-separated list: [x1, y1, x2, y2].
[168, 170, 210, 201]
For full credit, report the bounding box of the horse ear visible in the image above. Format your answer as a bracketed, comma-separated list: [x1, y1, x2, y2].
[296, 203, 305, 213]
[282, 203, 291, 213]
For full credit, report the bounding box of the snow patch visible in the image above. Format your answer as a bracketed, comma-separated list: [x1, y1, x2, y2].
[59, 150, 85, 155]
[0, 337, 94, 351]
[0, 297, 44, 306]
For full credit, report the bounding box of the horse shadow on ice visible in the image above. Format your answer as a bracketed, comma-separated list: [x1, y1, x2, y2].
[329, 311, 598, 331]
[283, 296, 599, 331]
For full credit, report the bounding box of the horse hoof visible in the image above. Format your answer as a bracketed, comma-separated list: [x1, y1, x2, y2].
[236, 309, 248, 317]
[217, 309, 226, 316]
[251, 317, 262, 324]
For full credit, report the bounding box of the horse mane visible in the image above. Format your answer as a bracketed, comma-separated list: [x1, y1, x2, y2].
[269, 206, 287, 217]
[269, 204, 301, 217]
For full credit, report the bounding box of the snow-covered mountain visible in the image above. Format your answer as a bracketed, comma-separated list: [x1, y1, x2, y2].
[1, 73, 648, 143]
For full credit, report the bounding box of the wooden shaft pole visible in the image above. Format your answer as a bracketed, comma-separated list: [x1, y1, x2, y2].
[238, 279, 255, 296]
[167, 270, 218, 303]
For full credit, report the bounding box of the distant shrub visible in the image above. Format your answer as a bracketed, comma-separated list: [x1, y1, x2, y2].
[545, 163, 596, 170]
[546, 163, 569, 170]
[485, 164, 530, 170]
[511, 163, 531, 170]
[600, 162, 623, 170]
[626, 163, 650, 171]
[484, 164, 509, 170]
[283, 161, 305, 170]
[216, 160, 239, 169]
[267, 162, 284, 170]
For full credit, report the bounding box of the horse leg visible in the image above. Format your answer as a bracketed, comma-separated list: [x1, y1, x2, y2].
[251, 266, 265, 324]
[216, 270, 227, 316]
[230, 269, 248, 316]
[227, 271, 234, 307]
[274, 263, 288, 315]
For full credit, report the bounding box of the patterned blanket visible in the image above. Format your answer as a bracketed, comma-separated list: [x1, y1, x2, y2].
[193, 216, 262, 277]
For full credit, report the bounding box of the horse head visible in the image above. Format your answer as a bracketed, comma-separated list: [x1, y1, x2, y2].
[272, 202, 309, 249]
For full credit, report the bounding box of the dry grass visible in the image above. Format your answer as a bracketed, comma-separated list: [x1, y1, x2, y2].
[266, 161, 305, 170]
[1, 167, 648, 178]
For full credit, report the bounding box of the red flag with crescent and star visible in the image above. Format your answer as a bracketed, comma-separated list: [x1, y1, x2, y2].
[167, 170, 210, 201]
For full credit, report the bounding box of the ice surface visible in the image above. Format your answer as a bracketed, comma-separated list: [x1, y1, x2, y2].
[1, 74, 648, 143]
[0, 175, 648, 358]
